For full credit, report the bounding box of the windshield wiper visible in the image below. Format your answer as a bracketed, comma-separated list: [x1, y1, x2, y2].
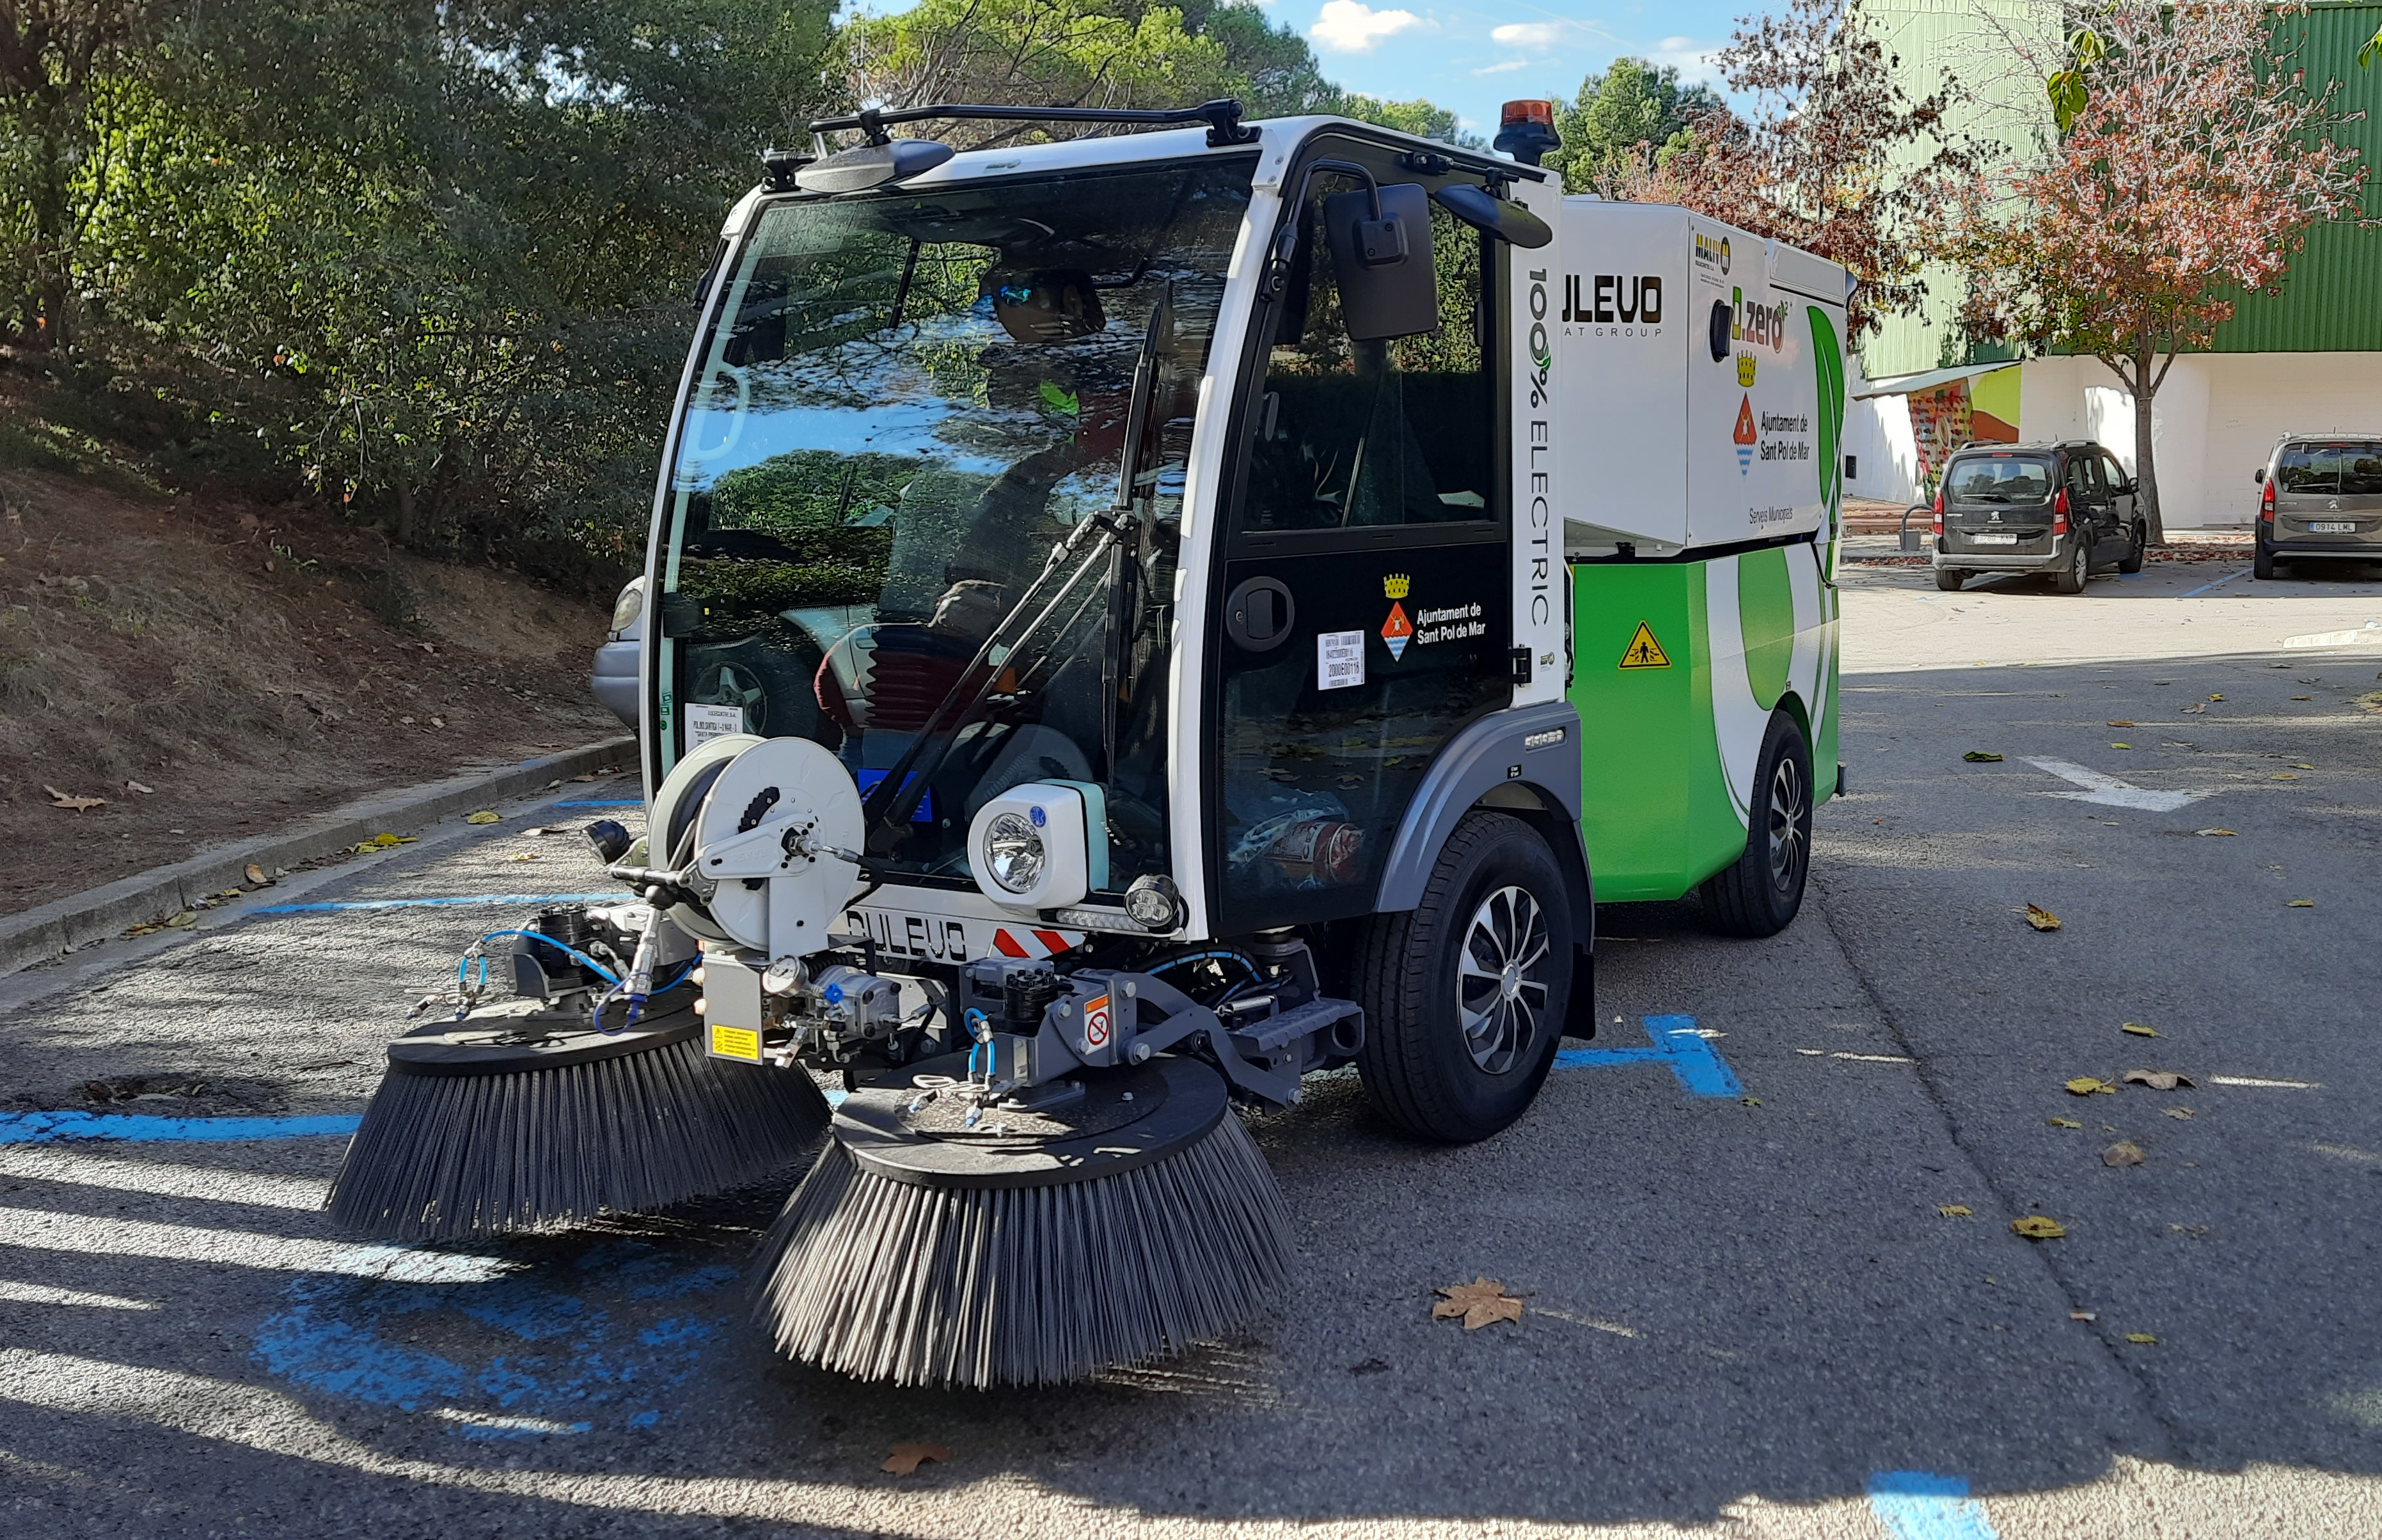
[857, 292, 1172, 854]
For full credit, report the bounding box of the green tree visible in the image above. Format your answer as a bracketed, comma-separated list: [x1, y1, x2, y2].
[1543, 57, 1721, 194]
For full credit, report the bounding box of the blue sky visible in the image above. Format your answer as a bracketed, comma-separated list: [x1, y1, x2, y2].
[1284, 0, 1746, 136]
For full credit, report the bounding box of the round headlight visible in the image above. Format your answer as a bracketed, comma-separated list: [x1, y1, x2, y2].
[1123, 873, 1182, 932]
[610, 578, 646, 637]
[982, 811, 1046, 894]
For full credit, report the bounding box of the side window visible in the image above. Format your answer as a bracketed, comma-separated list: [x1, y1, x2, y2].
[1238, 197, 1493, 531]
[2100, 453, 2127, 493]
[2065, 454, 2101, 499]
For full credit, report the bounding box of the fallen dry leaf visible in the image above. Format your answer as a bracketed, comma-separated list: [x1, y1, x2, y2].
[509, 852, 539, 862]
[1937, 1205, 1973, 1218]
[45, 785, 106, 812]
[2286, 899, 2315, 908]
[2071, 1311, 2097, 1322]
[464, 810, 501, 824]
[2122, 1023, 2159, 1038]
[125, 780, 154, 794]
[1962, 750, 2004, 763]
[880, 1442, 949, 1476]
[2066, 1077, 2118, 1096]
[2111, 742, 2133, 750]
[2124, 1333, 2158, 1345]
[429, 715, 446, 728]
[2049, 1117, 2084, 1129]
[2182, 703, 2207, 715]
[2107, 719, 2135, 727]
[244, 863, 270, 886]
[2291, 695, 2312, 701]
[2291, 763, 2314, 770]
[162, 911, 197, 929]
[2207, 693, 2225, 702]
[2195, 828, 2236, 837]
[2102, 1142, 2146, 1167]
[1433, 1277, 1526, 1331]
[2011, 1215, 2067, 1240]
[2272, 773, 2298, 781]
[2023, 904, 2062, 932]
[2122, 1069, 2195, 1092]
[398, 716, 415, 725]
[2163, 1107, 2195, 1120]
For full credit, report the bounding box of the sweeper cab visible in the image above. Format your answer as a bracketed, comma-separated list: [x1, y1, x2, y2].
[329, 97, 1849, 1389]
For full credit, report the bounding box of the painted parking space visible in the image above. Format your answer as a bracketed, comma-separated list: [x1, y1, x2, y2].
[1554, 1014, 1746, 1097]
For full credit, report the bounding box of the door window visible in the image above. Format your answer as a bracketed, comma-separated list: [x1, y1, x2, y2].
[1209, 145, 1511, 929]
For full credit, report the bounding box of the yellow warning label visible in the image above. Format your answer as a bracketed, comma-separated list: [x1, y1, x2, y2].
[1619, 621, 1672, 670]
[709, 1023, 761, 1063]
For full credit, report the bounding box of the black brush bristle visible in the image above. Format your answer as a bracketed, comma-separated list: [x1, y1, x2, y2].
[327, 1035, 830, 1239]
[753, 1112, 1289, 1388]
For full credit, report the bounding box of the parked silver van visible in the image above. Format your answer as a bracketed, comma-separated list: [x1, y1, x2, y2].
[2254, 437, 2382, 580]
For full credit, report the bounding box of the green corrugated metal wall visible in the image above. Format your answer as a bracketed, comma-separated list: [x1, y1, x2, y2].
[1863, 0, 2382, 370]
[2212, 3, 2382, 353]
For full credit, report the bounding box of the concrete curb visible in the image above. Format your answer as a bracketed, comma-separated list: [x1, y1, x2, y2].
[0, 737, 637, 979]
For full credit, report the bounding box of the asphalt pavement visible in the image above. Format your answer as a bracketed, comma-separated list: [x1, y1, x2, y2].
[3, 553, 2379, 1538]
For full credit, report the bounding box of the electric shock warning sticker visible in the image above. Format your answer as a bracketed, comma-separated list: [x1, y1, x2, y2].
[709, 1023, 762, 1063]
[1619, 621, 1672, 670]
[1318, 630, 1366, 689]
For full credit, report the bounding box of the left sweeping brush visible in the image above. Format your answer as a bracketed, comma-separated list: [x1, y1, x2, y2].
[327, 1002, 830, 1239]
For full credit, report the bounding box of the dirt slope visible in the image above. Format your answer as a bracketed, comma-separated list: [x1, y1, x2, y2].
[0, 468, 624, 916]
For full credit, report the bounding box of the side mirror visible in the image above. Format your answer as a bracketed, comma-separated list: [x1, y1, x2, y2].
[1432, 184, 1552, 249]
[2252, 468, 2265, 483]
[1324, 182, 1438, 341]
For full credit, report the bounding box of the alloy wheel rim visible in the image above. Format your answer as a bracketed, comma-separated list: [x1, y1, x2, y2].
[1767, 752, 1808, 895]
[1456, 885, 1551, 1074]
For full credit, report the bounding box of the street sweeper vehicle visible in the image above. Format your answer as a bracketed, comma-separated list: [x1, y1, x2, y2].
[327, 98, 1848, 1389]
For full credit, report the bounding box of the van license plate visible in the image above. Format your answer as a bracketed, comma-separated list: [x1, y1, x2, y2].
[1971, 533, 2019, 545]
[2309, 521, 2356, 534]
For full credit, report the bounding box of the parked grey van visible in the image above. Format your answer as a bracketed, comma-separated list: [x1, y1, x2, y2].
[1931, 440, 2145, 594]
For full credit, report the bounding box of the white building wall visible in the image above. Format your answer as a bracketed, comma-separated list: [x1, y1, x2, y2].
[1843, 390, 1925, 505]
[2017, 352, 2382, 528]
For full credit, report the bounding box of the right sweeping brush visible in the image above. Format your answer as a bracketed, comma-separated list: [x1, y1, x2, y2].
[752, 1054, 1288, 1389]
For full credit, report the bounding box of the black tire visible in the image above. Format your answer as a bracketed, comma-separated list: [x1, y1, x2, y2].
[2053, 536, 2090, 594]
[1353, 812, 1573, 1143]
[2117, 521, 2146, 574]
[1698, 710, 1813, 939]
[1934, 567, 1966, 592]
[2253, 546, 2276, 581]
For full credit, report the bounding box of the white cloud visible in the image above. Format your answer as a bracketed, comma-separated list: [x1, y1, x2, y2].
[1650, 36, 1724, 86]
[1311, 1, 1432, 54]
[1473, 57, 1532, 75]
[1489, 21, 1576, 51]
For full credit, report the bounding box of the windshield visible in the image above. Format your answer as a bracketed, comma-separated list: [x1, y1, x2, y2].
[656, 155, 1256, 890]
[1946, 455, 2053, 504]
[2277, 443, 2382, 496]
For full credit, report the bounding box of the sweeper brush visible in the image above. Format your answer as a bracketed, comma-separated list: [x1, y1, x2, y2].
[327, 1002, 832, 1239]
[753, 1054, 1288, 1388]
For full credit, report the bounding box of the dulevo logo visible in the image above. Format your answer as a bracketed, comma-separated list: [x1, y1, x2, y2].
[1561, 274, 1663, 327]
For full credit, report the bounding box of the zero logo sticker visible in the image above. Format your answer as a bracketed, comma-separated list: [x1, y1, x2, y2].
[1620, 621, 1672, 670]
[1082, 994, 1112, 1051]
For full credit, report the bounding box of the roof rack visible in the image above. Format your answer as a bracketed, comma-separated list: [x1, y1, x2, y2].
[808, 98, 1261, 150]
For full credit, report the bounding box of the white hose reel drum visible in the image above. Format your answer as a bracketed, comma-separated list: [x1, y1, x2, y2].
[649, 734, 865, 961]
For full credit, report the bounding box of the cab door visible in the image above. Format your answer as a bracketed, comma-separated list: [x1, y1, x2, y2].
[1204, 139, 1514, 931]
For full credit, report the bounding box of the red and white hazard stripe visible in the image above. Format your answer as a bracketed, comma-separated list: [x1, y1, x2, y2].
[991, 926, 1084, 959]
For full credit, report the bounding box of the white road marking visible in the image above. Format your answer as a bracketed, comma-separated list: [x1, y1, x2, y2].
[2023, 757, 2208, 812]
[2209, 1075, 2321, 1089]
[2282, 622, 2380, 648]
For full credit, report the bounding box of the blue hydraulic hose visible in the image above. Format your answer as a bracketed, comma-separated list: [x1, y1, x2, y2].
[475, 929, 624, 986]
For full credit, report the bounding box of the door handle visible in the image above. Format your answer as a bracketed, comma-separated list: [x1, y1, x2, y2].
[1225, 576, 1296, 651]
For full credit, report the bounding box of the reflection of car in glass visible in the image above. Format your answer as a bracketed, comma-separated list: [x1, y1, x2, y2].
[2253, 436, 2382, 580]
[591, 576, 644, 725]
[1931, 440, 2143, 593]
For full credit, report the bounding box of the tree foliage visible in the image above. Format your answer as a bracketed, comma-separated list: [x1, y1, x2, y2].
[1599, 0, 1976, 339]
[1933, 1, 2369, 541]
[0, 0, 1470, 585]
[1542, 58, 1721, 194]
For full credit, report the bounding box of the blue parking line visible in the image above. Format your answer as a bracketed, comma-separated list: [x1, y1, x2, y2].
[1555, 1014, 1744, 1097]
[253, 893, 617, 915]
[1867, 1472, 1999, 1540]
[2179, 566, 2250, 597]
[0, 1110, 363, 1145]
[554, 799, 640, 808]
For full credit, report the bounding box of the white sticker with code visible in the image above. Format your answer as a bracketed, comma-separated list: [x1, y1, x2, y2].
[1317, 630, 1365, 691]
[685, 702, 745, 746]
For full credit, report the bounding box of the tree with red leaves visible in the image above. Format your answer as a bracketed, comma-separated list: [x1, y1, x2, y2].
[1936, 1, 2368, 544]
[1599, 0, 1976, 340]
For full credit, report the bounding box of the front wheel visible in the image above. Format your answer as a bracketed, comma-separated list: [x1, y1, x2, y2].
[1353, 812, 1573, 1143]
[2117, 521, 2146, 574]
[1699, 710, 1813, 939]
